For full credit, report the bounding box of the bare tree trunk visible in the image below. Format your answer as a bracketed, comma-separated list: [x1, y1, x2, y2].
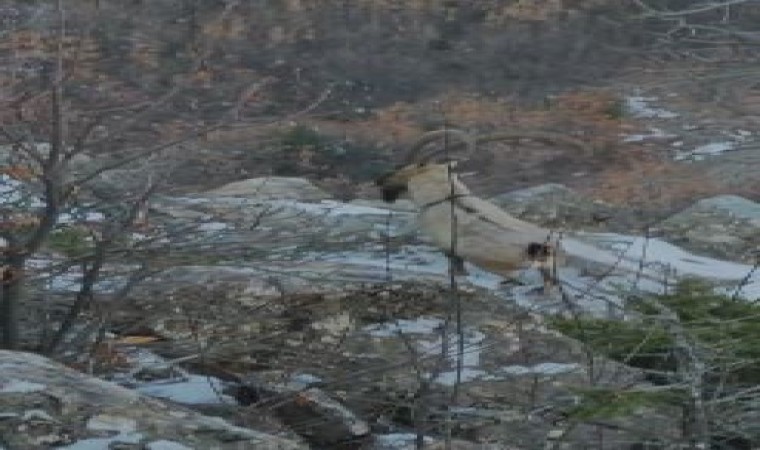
[45, 246, 106, 355]
[1, 0, 67, 351]
[1, 251, 25, 349]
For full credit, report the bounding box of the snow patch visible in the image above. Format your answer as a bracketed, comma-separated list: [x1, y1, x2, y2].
[196, 221, 230, 232]
[22, 409, 56, 422]
[86, 415, 137, 433]
[273, 199, 396, 217]
[625, 96, 679, 119]
[58, 432, 144, 450]
[364, 317, 490, 386]
[498, 362, 581, 376]
[290, 373, 323, 386]
[568, 232, 755, 282]
[675, 141, 735, 161]
[375, 433, 434, 449]
[59, 210, 106, 224]
[136, 374, 233, 405]
[433, 368, 489, 386]
[146, 441, 194, 450]
[0, 379, 46, 394]
[622, 127, 677, 143]
[172, 196, 396, 217]
[364, 317, 444, 337]
[0, 174, 44, 207]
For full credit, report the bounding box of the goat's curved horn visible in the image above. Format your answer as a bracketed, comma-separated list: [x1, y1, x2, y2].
[475, 131, 592, 154]
[404, 128, 476, 164]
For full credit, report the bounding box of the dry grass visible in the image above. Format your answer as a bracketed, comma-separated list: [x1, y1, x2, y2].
[591, 158, 722, 210]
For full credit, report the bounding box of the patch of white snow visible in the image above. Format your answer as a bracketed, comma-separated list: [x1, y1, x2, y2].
[196, 221, 230, 232]
[364, 317, 445, 337]
[375, 433, 434, 449]
[86, 415, 137, 433]
[498, 362, 581, 376]
[625, 96, 679, 119]
[674, 141, 735, 161]
[146, 440, 194, 450]
[622, 127, 677, 143]
[58, 432, 144, 450]
[0, 379, 46, 394]
[136, 374, 234, 405]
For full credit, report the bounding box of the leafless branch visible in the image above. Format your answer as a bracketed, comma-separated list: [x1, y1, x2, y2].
[634, 0, 752, 18]
[45, 177, 161, 355]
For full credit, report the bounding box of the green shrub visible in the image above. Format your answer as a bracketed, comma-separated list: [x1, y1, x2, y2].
[565, 387, 683, 421]
[552, 279, 760, 384]
[279, 125, 327, 150]
[274, 125, 389, 183]
[603, 97, 626, 120]
[48, 226, 94, 258]
[550, 280, 760, 431]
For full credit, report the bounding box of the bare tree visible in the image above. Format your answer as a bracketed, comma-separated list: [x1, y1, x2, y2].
[0, 0, 267, 352]
[631, 0, 760, 52]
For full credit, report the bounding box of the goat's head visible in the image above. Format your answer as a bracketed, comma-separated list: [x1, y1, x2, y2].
[526, 239, 567, 289]
[375, 129, 475, 203]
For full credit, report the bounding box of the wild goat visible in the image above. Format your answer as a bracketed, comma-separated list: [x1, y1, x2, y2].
[376, 129, 588, 290]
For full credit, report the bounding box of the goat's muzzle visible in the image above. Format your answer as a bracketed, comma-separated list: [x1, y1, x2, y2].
[375, 171, 407, 203]
[526, 242, 560, 288]
[380, 185, 406, 203]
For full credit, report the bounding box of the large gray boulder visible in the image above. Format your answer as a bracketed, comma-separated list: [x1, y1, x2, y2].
[659, 195, 760, 262]
[113, 282, 677, 449]
[0, 350, 307, 449]
[241, 371, 371, 448]
[204, 177, 331, 201]
[146, 194, 417, 262]
[490, 184, 626, 231]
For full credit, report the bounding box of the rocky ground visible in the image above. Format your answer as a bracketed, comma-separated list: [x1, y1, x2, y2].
[3, 2, 760, 447]
[3, 167, 759, 449]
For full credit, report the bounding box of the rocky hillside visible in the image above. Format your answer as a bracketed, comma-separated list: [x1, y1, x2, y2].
[3, 175, 759, 449]
[4, 0, 760, 213]
[3, 1, 760, 448]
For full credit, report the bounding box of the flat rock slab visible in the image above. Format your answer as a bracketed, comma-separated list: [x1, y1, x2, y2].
[659, 195, 760, 262]
[203, 177, 332, 201]
[115, 281, 677, 448]
[490, 183, 628, 231]
[0, 350, 307, 450]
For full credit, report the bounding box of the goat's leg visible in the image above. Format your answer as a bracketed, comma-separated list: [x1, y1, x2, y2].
[498, 268, 556, 294]
[539, 267, 558, 294]
[444, 252, 468, 276]
[540, 270, 552, 293]
[498, 270, 530, 288]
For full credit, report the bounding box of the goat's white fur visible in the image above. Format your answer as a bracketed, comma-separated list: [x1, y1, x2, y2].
[378, 129, 569, 287]
[409, 165, 560, 279]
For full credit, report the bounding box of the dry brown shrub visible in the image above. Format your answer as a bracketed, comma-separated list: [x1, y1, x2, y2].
[130, 40, 160, 70]
[202, 15, 248, 40]
[306, 89, 643, 168]
[310, 102, 423, 147]
[591, 158, 722, 210]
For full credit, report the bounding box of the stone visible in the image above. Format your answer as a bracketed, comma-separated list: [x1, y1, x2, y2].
[204, 177, 332, 201]
[145, 193, 418, 264]
[350, 198, 418, 213]
[659, 195, 760, 262]
[0, 350, 308, 450]
[239, 371, 371, 448]
[372, 434, 507, 450]
[113, 281, 678, 449]
[695, 195, 760, 224]
[490, 183, 625, 231]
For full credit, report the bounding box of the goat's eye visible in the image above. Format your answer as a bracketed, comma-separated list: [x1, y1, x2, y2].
[527, 242, 551, 258]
